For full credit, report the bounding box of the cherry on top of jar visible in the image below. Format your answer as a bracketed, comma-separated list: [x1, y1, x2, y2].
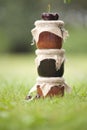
[41, 12, 59, 20]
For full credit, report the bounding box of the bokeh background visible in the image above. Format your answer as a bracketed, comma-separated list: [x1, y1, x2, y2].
[0, 0, 87, 54]
[0, 1, 87, 130]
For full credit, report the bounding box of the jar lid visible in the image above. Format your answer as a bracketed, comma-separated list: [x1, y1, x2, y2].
[31, 20, 69, 43]
[35, 20, 64, 27]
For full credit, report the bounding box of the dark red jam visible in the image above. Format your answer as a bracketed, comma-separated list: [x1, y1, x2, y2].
[37, 59, 64, 77]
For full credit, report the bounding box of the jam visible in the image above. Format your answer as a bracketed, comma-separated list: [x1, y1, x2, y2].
[37, 59, 64, 77]
[37, 85, 64, 97]
[37, 31, 62, 49]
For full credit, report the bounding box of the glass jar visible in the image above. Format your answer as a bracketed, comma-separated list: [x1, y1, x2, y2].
[31, 20, 68, 49]
[36, 77, 65, 97]
[35, 49, 65, 77]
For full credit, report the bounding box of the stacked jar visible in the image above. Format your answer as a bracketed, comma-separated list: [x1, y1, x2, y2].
[26, 13, 71, 100]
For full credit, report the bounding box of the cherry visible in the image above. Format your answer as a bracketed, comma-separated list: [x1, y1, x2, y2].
[42, 13, 59, 20]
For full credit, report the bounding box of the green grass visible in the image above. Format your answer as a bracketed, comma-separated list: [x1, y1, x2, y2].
[0, 54, 87, 130]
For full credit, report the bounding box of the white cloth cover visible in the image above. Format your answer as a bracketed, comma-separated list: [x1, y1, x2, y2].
[28, 77, 71, 98]
[31, 20, 69, 44]
[35, 49, 65, 70]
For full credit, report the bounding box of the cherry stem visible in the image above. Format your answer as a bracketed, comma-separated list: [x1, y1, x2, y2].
[48, 4, 51, 12]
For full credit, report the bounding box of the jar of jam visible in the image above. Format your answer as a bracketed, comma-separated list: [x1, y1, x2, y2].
[25, 76, 71, 100]
[35, 49, 65, 77]
[31, 20, 67, 49]
[36, 77, 65, 97]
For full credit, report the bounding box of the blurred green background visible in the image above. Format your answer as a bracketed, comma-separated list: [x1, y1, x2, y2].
[0, 0, 87, 54]
[0, 1, 87, 130]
